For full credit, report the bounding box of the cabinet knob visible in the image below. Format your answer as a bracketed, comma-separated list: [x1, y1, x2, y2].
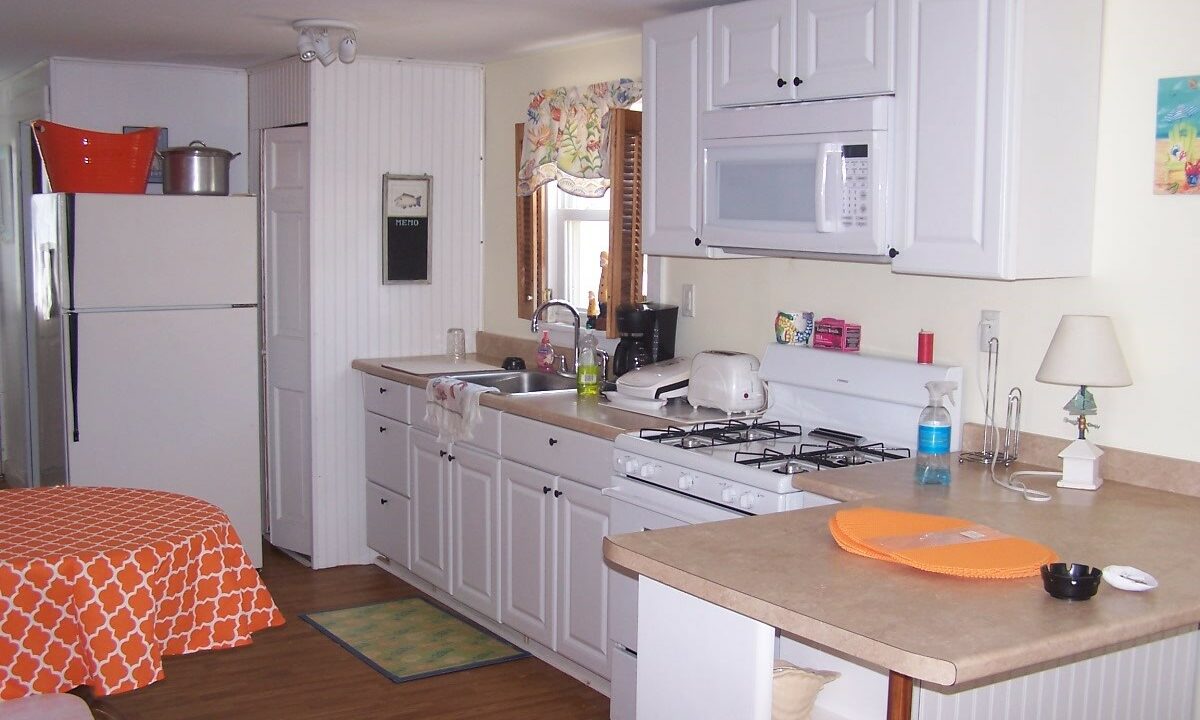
[553, 490, 563, 498]
[694, 237, 701, 247]
[378, 426, 387, 433]
[378, 387, 387, 394]
[380, 498, 388, 505]
[439, 449, 448, 457]
[543, 486, 552, 494]
[548, 438, 558, 446]
[447, 455, 455, 462]
[776, 78, 786, 88]
[793, 76, 802, 86]
[888, 248, 900, 258]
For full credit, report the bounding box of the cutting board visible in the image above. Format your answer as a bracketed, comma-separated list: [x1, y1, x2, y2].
[381, 358, 501, 375]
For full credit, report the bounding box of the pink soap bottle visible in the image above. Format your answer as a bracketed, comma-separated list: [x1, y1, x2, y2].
[536, 331, 555, 372]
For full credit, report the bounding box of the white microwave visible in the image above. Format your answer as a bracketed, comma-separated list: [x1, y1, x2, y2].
[699, 97, 893, 259]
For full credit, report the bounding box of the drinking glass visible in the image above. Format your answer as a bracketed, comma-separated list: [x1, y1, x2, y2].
[446, 327, 466, 361]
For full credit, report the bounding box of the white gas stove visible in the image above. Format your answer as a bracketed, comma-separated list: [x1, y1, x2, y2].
[611, 344, 964, 515]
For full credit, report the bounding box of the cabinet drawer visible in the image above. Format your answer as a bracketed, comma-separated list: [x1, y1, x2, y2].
[502, 414, 613, 489]
[362, 375, 410, 422]
[365, 412, 410, 497]
[410, 396, 502, 455]
[366, 481, 411, 568]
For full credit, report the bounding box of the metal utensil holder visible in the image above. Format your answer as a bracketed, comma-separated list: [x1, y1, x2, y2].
[961, 338, 1021, 466]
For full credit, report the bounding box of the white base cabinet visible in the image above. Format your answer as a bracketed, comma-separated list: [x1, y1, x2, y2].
[363, 378, 412, 569]
[891, 0, 1103, 279]
[409, 428, 454, 593]
[450, 443, 503, 621]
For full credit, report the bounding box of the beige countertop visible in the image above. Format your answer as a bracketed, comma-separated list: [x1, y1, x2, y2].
[604, 458, 1200, 687]
[352, 355, 675, 440]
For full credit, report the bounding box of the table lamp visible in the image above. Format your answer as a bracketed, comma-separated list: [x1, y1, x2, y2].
[1035, 315, 1132, 490]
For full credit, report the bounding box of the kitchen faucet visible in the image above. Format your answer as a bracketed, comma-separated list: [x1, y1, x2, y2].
[531, 299, 580, 372]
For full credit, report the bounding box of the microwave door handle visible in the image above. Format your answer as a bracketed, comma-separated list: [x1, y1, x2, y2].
[814, 143, 842, 233]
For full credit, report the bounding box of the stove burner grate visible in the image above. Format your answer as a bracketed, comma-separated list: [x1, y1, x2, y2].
[735, 440, 911, 474]
[640, 419, 804, 449]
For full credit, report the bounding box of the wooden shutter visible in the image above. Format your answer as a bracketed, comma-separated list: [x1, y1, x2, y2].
[515, 123, 547, 320]
[603, 108, 643, 338]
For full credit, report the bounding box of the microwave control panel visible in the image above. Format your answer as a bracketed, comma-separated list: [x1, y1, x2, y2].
[841, 144, 870, 230]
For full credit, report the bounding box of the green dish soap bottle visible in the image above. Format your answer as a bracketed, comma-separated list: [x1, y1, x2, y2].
[915, 380, 957, 485]
[576, 332, 601, 399]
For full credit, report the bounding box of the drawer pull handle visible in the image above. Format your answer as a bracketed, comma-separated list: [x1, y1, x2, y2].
[543, 486, 552, 494]
[378, 426, 387, 433]
[548, 438, 558, 446]
[553, 490, 563, 498]
[379, 387, 387, 394]
[439, 450, 448, 457]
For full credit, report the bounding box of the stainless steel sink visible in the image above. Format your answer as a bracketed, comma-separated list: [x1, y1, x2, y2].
[442, 370, 578, 394]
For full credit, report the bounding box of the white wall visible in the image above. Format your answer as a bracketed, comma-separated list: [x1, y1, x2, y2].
[482, 34, 643, 339]
[480, 2, 1198, 463]
[308, 59, 484, 568]
[48, 58, 249, 193]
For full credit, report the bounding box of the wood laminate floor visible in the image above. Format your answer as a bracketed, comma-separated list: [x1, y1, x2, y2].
[102, 545, 610, 720]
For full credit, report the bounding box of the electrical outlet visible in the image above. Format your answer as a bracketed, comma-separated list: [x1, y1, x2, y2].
[682, 284, 696, 318]
[979, 310, 1000, 352]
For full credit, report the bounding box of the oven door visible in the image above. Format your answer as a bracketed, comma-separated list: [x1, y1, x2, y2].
[604, 478, 744, 720]
[604, 478, 743, 654]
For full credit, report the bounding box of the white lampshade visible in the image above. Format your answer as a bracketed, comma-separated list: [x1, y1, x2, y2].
[1036, 315, 1132, 388]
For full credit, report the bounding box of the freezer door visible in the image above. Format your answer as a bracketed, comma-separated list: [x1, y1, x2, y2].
[62, 194, 258, 309]
[65, 307, 263, 566]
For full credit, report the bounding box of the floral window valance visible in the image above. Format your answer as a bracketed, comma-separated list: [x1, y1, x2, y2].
[517, 78, 642, 198]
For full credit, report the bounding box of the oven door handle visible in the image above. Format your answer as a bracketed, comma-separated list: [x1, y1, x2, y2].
[603, 486, 743, 524]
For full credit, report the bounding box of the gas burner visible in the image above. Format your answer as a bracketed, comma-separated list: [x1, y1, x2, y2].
[734, 446, 818, 475]
[640, 420, 803, 449]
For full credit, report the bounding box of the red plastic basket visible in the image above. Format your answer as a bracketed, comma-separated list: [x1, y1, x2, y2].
[31, 120, 159, 193]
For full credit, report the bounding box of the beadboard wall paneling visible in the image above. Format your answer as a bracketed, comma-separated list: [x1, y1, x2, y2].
[308, 59, 483, 568]
[248, 59, 310, 195]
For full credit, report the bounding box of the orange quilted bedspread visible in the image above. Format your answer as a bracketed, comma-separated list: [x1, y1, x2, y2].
[829, 506, 1057, 579]
[0, 487, 284, 699]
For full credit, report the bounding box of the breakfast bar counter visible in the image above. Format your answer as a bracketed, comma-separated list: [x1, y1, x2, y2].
[604, 457, 1200, 718]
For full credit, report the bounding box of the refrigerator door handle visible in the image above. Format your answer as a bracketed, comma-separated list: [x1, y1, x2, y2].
[67, 312, 80, 442]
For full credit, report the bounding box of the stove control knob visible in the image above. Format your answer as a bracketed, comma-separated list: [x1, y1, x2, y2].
[638, 463, 660, 479]
[620, 457, 641, 474]
[677, 474, 696, 490]
[721, 486, 738, 503]
[738, 492, 756, 510]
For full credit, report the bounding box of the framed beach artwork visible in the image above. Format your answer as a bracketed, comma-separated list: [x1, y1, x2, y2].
[1154, 75, 1200, 195]
[382, 174, 432, 284]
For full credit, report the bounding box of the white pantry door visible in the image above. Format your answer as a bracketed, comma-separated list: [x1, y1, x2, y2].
[262, 125, 312, 557]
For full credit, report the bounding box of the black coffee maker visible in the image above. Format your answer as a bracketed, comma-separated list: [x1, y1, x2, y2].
[613, 302, 679, 377]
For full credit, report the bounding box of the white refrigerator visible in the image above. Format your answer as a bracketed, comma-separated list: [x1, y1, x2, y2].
[7, 193, 262, 565]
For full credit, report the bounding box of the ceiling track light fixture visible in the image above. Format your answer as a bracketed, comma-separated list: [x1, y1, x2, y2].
[293, 19, 358, 65]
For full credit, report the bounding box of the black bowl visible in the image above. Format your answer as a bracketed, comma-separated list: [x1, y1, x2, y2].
[1041, 563, 1102, 600]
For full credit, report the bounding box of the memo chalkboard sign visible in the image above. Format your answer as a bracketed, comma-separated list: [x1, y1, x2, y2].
[382, 174, 431, 284]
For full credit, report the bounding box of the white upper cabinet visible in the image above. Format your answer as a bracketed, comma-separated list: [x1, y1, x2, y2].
[711, 0, 893, 108]
[891, 0, 1103, 279]
[643, 8, 710, 257]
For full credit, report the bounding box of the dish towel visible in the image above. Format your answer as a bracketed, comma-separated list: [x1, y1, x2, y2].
[829, 506, 1057, 579]
[425, 377, 498, 444]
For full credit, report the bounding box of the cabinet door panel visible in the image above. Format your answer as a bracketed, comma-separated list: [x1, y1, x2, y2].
[364, 413, 409, 497]
[795, 0, 893, 99]
[366, 481, 411, 568]
[643, 9, 708, 257]
[711, 0, 793, 107]
[556, 477, 611, 678]
[500, 460, 556, 647]
[451, 447, 502, 621]
[410, 429, 451, 592]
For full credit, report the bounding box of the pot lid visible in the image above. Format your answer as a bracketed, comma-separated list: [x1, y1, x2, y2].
[161, 141, 238, 159]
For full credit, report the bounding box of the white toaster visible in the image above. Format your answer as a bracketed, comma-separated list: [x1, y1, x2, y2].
[687, 351, 765, 413]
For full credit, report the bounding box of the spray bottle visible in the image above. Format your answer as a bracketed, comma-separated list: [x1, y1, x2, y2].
[915, 380, 957, 485]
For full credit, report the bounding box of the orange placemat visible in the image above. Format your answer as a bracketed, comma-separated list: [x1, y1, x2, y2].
[829, 507, 1056, 579]
[0, 487, 284, 699]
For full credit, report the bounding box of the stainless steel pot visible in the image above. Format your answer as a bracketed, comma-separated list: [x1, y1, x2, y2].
[159, 141, 240, 195]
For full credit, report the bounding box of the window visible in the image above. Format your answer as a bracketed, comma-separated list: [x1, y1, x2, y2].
[515, 108, 643, 337]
